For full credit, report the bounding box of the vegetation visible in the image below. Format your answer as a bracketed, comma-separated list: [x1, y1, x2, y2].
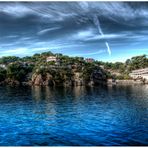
[98, 54, 148, 79]
[0, 51, 147, 85]
[0, 56, 20, 64]
[6, 62, 31, 81]
[0, 68, 6, 82]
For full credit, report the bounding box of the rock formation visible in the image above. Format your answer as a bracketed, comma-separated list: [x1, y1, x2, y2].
[31, 73, 55, 86]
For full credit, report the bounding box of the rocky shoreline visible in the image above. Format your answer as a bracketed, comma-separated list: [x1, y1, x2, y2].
[0, 71, 107, 87]
[0, 78, 147, 87]
[107, 79, 148, 85]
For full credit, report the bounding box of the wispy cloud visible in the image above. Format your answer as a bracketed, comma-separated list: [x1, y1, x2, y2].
[1, 2, 148, 25]
[0, 3, 33, 17]
[37, 26, 62, 35]
[73, 29, 126, 42]
[0, 2, 148, 61]
[0, 48, 28, 57]
[5, 35, 18, 38]
[71, 50, 105, 56]
[84, 34, 126, 41]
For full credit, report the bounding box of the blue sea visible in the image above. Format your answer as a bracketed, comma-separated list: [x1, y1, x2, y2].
[0, 85, 147, 146]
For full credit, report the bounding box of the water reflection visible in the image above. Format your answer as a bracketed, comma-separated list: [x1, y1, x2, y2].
[0, 85, 147, 146]
[32, 86, 42, 102]
[31, 86, 57, 122]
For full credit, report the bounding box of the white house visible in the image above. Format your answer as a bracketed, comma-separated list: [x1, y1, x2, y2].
[46, 56, 57, 62]
[85, 58, 95, 63]
[0, 64, 7, 69]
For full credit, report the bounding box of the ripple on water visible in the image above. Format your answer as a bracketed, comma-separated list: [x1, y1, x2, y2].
[0, 85, 147, 146]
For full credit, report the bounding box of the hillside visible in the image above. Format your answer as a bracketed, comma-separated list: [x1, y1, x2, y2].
[0, 52, 147, 86]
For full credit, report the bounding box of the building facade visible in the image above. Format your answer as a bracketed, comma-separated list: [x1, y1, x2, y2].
[46, 56, 57, 62]
[85, 58, 95, 63]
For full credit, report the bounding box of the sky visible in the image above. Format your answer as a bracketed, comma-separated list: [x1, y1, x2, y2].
[0, 2, 148, 62]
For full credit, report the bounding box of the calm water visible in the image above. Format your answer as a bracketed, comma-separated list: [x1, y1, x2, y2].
[0, 85, 147, 146]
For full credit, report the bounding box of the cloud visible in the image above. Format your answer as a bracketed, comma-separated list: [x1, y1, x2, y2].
[75, 29, 95, 39]
[5, 35, 18, 38]
[1, 2, 148, 25]
[85, 34, 126, 41]
[0, 3, 33, 17]
[31, 42, 85, 51]
[37, 26, 62, 35]
[0, 2, 148, 61]
[71, 50, 106, 56]
[73, 29, 127, 42]
[0, 48, 28, 57]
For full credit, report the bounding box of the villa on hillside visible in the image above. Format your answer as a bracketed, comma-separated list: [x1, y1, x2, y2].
[85, 58, 95, 63]
[46, 56, 57, 62]
[46, 56, 61, 65]
[0, 64, 7, 69]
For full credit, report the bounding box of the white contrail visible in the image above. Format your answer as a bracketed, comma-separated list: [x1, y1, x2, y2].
[105, 42, 111, 55]
[93, 15, 104, 36]
[93, 15, 112, 56]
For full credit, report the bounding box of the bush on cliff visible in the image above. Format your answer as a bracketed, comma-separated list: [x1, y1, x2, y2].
[7, 63, 29, 81]
[0, 68, 6, 82]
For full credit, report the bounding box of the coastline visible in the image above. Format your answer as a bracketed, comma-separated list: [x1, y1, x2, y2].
[0, 79, 147, 87]
[107, 79, 148, 85]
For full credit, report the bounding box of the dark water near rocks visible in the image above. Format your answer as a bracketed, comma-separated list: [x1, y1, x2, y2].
[0, 85, 147, 146]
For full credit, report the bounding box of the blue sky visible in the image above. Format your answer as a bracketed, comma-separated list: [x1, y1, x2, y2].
[0, 2, 148, 62]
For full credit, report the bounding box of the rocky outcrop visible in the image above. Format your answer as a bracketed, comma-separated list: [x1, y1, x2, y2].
[32, 74, 43, 85]
[64, 80, 73, 86]
[44, 73, 55, 86]
[72, 72, 85, 86]
[31, 73, 55, 86]
[90, 70, 107, 85]
[4, 79, 20, 86]
[0, 69, 108, 86]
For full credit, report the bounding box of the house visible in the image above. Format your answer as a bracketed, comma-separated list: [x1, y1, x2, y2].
[0, 64, 7, 69]
[46, 56, 62, 66]
[85, 58, 95, 63]
[46, 56, 57, 62]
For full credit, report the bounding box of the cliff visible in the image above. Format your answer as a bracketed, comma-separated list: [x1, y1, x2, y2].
[31, 73, 55, 86]
[29, 69, 107, 87]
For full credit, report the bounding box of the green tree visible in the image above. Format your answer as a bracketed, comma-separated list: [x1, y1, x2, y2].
[0, 68, 6, 82]
[0, 56, 19, 64]
[7, 63, 28, 81]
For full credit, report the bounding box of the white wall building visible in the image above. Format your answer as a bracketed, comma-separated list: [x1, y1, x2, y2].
[46, 56, 57, 62]
[0, 64, 7, 69]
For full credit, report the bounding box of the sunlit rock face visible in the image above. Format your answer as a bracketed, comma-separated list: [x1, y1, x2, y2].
[72, 72, 84, 86]
[32, 73, 55, 86]
[30, 69, 107, 87]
